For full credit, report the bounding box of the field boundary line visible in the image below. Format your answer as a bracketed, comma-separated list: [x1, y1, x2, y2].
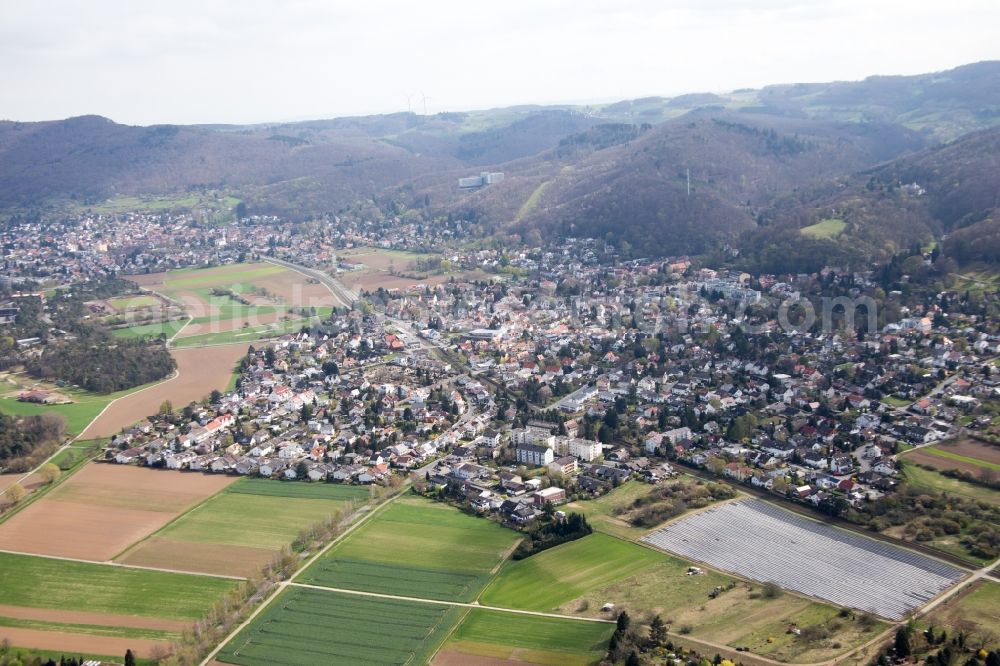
[108, 477, 239, 563]
[199, 489, 402, 666]
[0, 547, 246, 580]
[286, 582, 617, 623]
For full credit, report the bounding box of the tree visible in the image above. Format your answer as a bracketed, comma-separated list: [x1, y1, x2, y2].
[38, 462, 61, 485]
[210, 389, 223, 404]
[617, 610, 631, 633]
[625, 651, 641, 666]
[894, 627, 911, 658]
[158, 400, 173, 415]
[3, 482, 26, 505]
[294, 460, 309, 480]
[649, 614, 668, 645]
[124, 649, 136, 666]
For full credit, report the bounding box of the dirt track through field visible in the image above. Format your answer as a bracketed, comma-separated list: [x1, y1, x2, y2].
[81, 343, 247, 439]
[0, 465, 234, 561]
[0, 626, 169, 659]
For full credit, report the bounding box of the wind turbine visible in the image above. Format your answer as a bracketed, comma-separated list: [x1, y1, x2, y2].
[420, 90, 431, 116]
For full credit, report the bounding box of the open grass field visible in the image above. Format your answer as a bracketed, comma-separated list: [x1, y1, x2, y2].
[80, 342, 247, 438]
[72, 193, 240, 216]
[0, 374, 166, 437]
[108, 294, 160, 310]
[563, 480, 654, 539]
[0, 464, 235, 561]
[720, 600, 888, 663]
[800, 218, 846, 239]
[479, 533, 663, 612]
[217, 586, 464, 666]
[902, 464, 1000, 506]
[111, 319, 187, 339]
[927, 580, 1000, 640]
[437, 609, 613, 666]
[299, 495, 520, 602]
[118, 479, 369, 577]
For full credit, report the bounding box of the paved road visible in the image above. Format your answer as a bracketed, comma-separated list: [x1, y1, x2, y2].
[264, 256, 359, 307]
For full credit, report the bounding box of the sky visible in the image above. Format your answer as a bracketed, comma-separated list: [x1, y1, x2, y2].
[2, 0, 998, 126]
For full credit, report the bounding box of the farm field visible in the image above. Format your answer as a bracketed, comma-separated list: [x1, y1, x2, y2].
[904, 438, 1000, 475]
[436, 609, 614, 666]
[0, 464, 235, 561]
[111, 319, 187, 339]
[479, 532, 663, 612]
[80, 342, 247, 438]
[0, 550, 235, 658]
[108, 294, 160, 310]
[902, 464, 1000, 506]
[641, 499, 964, 620]
[926, 580, 1000, 638]
[216, 586, 463, 666]
[336, 247, 491, 292]
[130, 262, 338, 341]
[299, 494, 520, 602]
[118, 479, 370, 577]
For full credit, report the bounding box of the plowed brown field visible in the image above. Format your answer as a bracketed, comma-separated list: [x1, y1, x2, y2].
[0, 465, 234, 560]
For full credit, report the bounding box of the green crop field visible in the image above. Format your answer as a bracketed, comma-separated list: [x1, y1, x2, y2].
[108, 295, 160, 310]
[111, 319, 188, 339]
[0, 551, 235, 620]
[149, 480, 367, 550]
[443, 609, 614, 666]
[217, 586, 463, 666]
[480, 533, 663, 612]
[800, 218, 846, 239]
[160, 264, 287, 291]
[299, 495, 520, 602]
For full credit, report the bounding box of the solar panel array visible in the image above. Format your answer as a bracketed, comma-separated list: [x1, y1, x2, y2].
[641, 498, 964, 619]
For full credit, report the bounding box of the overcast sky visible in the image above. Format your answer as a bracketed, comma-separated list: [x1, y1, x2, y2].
[2, 0, 998, 126]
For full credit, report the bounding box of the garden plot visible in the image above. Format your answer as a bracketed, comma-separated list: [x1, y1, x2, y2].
[641, 498, 964, 620]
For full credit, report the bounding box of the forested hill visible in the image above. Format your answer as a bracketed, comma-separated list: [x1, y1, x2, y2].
[737, 125, 1000, 273]
[2, 61, 1000, 269]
